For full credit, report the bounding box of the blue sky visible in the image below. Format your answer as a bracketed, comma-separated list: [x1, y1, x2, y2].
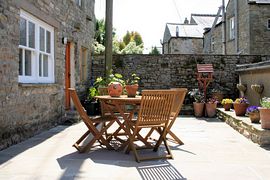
[95, 0, 229, 53]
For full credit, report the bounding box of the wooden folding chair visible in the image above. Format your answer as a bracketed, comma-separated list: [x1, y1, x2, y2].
[145, 88, 187, 145]
[125, 90, 177, 162]
[69, 88, 117, 153]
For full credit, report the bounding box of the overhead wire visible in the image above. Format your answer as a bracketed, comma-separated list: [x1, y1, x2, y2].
[172, 0, 188, 36]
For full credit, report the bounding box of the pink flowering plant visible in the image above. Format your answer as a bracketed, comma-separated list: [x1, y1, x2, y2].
[207, 97, 219, 104]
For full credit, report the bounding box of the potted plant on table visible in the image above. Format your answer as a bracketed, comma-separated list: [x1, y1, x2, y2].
[94, 72, 125, 97]
[259, 97, 270, 129]
[233, 97, 249, 116]
[188, 89, 205, 117]
[125, 73, 140, 97]
[205, 97, 218, 118]
[221, 98, 233, 111]
[246, 106, 260, 123]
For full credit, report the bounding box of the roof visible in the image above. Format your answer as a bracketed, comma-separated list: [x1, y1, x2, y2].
[163, 14, 222, 43]
[166, 23, 203, 38]
[190, 14, 222, 28]
[248, 0, 270, 4]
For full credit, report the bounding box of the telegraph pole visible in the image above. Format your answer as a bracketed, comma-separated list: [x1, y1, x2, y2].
[105, 0, 113, 76]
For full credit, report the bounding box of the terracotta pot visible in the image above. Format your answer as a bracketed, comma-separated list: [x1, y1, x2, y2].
[248, 112, 260, 123]
[259, 108, 270, 129]
[193, 102, 204, 117]
[206, 103, 217, 118]
[107, 82, 123, 97]
[233, 103, 248, 116]
[125, 84, 138, 97]
[223, 103, 232, 111]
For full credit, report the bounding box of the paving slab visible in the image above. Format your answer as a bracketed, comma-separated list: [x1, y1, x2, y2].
[0, 116, 270, 180]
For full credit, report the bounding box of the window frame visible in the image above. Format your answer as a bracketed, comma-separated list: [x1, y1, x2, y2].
[76, 0, 83, 7]
[19, 10, 54, 84]
[211, 37, 215, 52]
[80, 47, 88, 82]
[267, 19, 270, 30]
[229, 17, 235, 40]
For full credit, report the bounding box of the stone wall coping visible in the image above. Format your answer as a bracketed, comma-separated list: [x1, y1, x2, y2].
[236, 60, 270, 72]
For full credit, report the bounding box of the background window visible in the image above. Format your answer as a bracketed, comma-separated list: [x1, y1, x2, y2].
[229, 17, 235, 40]
[76, 0, 82, 7]
[268, 19, 270, 30]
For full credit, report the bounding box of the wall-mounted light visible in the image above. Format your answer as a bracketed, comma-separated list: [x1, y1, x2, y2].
[62, 37, 68, 45]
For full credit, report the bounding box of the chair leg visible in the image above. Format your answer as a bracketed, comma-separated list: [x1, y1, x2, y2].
[163, 137, 174, 159]
[144, 128, 155, 140]
[153, 127, 167, 152]
[168, 130, 184, 145]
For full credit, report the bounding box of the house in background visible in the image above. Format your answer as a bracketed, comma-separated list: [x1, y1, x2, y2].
[162, 14, 221, 54]
[0, 0, 95, 150]
[204, 0, 270, 55]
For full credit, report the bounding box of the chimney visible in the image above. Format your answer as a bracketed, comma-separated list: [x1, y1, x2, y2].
[176, 26, 179, 37]
[184, 17, 189, 24]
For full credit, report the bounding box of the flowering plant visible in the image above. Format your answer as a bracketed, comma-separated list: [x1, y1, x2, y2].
[234, 97, 249, 104]
[188, 89, 205, 103]
[125, 73, 140, 85]
[207, 97, 219, 104]
[260, 97, 270, 109]
[221, 98, 233, 105]
[246, 106, 259, 115]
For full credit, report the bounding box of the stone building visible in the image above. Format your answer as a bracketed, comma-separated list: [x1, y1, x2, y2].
[204, 0, 270, 55]
[162, 14, 221, 54]
[0, 0, 95, 150]
[203, 22, 223, 54]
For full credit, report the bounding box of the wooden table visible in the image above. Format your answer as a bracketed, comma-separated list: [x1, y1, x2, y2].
[95, 95, 142, 150]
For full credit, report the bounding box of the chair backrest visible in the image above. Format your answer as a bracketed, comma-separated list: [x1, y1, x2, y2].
[69, 88, 95, 128]
[136, 90, 177, 126]
[170, 88, 187, 117]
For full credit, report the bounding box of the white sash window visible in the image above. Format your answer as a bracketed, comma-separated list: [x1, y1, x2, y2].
[19, 10, 54, 83]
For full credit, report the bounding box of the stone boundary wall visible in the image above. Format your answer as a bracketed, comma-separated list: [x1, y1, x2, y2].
[92, 54, 270, 100]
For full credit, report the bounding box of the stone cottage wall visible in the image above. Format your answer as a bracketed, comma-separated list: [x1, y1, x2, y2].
[203, 24, 223, 54]
[168, 38, 203, 54]
[91, 54, 270, 99]
[249, 4, 270, 55]
[0, 0, 95, 150]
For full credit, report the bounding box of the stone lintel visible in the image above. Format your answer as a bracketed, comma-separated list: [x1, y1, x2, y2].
[16, 0, 60, 29]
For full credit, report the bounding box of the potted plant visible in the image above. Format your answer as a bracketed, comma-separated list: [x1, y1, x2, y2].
[221, 98, 233, 111]
[205, 97, 218, 118]
[188, 89, 205, 117]
[233, 97, 249, 116]
[107, 73, 124, 97]
[125, 73, 140, 97]
[94, 72, 125, 97]
[259, 97, 270, 129]
[246, 106, 260, 123]
[83, 87, 100, 116]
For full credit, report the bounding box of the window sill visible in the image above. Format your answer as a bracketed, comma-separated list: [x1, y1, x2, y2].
[19, 83, 59, 88]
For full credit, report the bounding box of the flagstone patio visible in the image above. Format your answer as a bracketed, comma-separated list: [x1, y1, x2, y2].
[1, 116, 270, 180]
